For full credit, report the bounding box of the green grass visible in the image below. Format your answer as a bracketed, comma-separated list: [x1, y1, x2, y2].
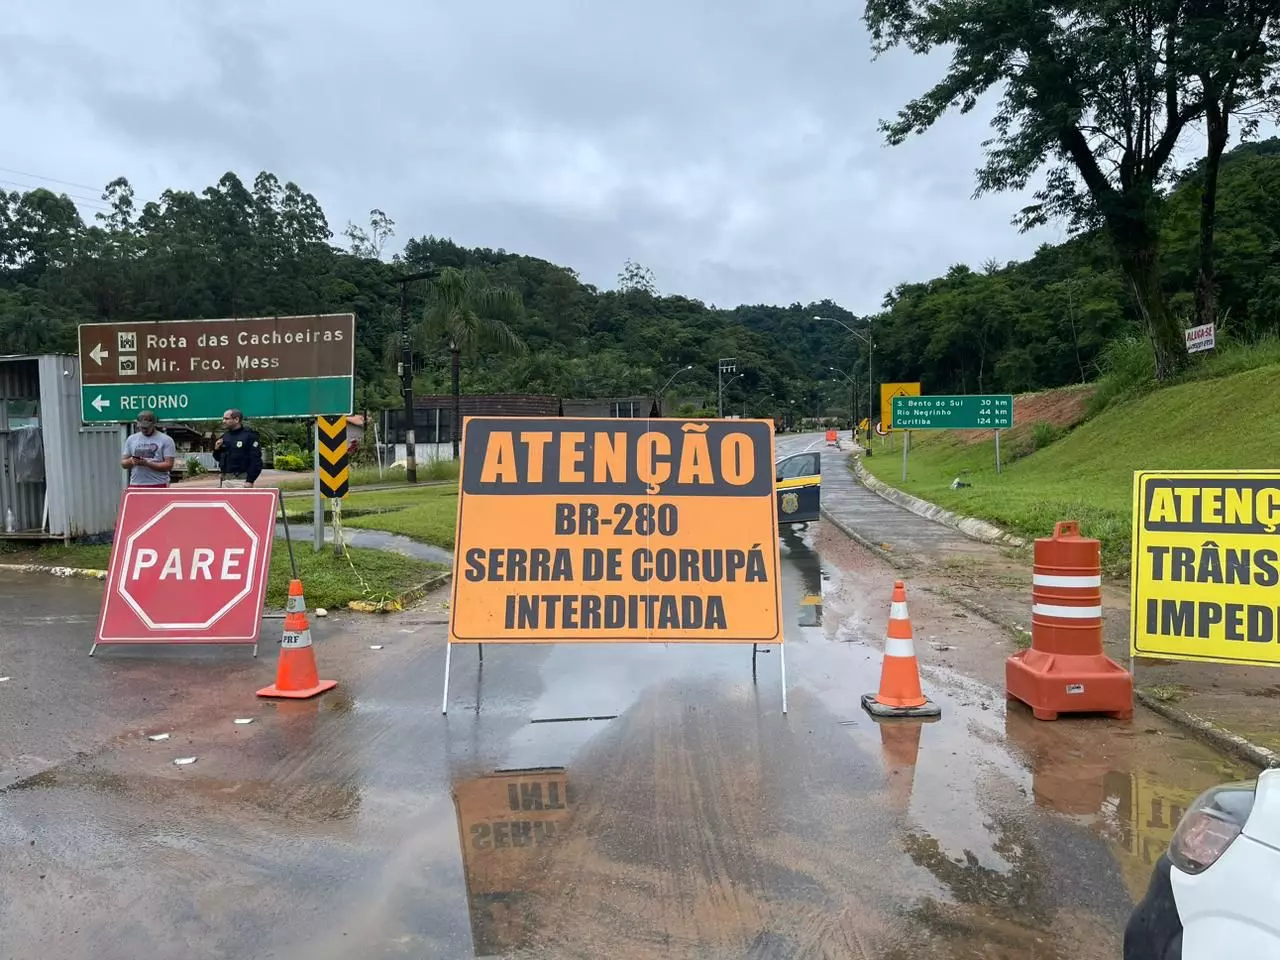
[286, 484, 459, 550]
[0, 540, 442, 609]
[1089, 332, 1280, 415]
[273, 459, 460, 491]
[863, 363, 1280, 576]
[343, 501, 457, 549]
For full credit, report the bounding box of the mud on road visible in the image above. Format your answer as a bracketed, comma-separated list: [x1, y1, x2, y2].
[0, 520, 1251, 960]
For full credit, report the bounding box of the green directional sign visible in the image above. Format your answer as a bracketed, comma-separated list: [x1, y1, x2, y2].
[78, 314, 354, 423]
[80, 377, 352, 424]
[891, 394, 1014, 430]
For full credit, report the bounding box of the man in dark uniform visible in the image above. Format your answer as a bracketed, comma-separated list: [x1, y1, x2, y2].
[213, 408, 263, 488]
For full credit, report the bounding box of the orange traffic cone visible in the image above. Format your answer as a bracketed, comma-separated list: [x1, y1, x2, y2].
[257, 579, 337, 700]
[861, 580, 941, 719]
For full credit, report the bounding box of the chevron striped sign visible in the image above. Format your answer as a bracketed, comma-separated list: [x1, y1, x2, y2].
[317, 415, 350, 499]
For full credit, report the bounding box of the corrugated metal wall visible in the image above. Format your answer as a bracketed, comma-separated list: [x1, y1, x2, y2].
[34, 356, 125, 539]
[0, 359, 46, 533]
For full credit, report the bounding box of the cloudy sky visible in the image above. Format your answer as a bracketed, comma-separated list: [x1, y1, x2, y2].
[1, 0, 1069, 314]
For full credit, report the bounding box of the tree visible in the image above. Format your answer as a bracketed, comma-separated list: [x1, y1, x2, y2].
[864, 0, 1212, 379]
[1183, 1, 1280, 329]
[343, 208, 396, 260]
[8, 188, 83, 273]
[414, 267, 527, 459]
[617, 258, 658, 295]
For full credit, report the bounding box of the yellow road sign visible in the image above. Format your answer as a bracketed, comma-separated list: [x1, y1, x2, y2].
[449, 417, 783, 645]
[1131, 470, 1280, 666]
[316, 415, 349, 499]
[879, 382, 921, 431]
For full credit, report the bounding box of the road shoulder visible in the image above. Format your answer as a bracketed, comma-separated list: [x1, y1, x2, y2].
[821, 442, 1280, 767]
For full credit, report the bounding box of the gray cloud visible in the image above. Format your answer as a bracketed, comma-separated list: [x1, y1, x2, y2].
[0, 0, 1061, 313]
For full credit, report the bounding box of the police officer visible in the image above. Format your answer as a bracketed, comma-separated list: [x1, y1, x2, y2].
[213, 408, 263, 488]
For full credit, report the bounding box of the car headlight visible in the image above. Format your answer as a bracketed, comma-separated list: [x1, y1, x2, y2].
[1168, 780, 1258, 875]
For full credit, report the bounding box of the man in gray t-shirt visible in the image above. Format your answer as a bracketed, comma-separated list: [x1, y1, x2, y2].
[121, 412, 176, 486]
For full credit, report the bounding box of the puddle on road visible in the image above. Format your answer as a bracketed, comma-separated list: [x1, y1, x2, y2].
[0, 522, 1256, 960]
[780, 524, 831, 629]
[423, 522, 1253, 958]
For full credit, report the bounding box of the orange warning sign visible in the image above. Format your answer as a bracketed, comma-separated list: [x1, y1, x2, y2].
[449, 417, 783, 644]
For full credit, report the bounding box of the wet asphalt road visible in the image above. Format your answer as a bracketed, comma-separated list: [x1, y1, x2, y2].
[0, 470, 1251, 960]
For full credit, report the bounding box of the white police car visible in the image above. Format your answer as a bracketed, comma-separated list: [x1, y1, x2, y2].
[1125, 766, 1280, 958]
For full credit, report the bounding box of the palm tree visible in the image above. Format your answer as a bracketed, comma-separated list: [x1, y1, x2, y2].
[415, 267, 527, 459]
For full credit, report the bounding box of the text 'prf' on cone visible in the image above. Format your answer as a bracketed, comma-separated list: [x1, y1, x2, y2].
[257, 579, 337, 700]
[862, 580, 941, 720]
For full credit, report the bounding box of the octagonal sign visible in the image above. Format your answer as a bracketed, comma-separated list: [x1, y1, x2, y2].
[95, 488, 279, 646]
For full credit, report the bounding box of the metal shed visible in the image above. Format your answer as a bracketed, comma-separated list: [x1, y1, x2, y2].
[0, 354, 125, 541]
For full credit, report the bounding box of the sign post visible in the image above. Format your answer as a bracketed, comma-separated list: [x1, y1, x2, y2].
[77, 314, 355, 423]
[312, 422, 323, 552]
[1184, 323, 1216, 354]
[317, 416, 350, 557]
[891, 394, 1015, 475]
[1131, 470, 1280, 666]
[890, 394, 1014, 430]
[91, 488, 278, 654]
[879, 382, 920, 453]
[444, 417, 786, 714]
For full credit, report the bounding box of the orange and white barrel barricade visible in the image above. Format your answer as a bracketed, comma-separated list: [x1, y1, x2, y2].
[1006, 521, 1132, 721]
[862, 580, 941, 720]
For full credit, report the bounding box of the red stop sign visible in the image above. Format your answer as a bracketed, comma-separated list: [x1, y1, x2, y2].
[96, 488, 278, 646]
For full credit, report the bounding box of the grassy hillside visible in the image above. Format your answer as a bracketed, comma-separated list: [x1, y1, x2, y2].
[863, 363, 1280, 575]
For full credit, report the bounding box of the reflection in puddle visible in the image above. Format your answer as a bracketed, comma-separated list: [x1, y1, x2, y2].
[781, 527, 826, 628]
[452, 767, 574, 956]
[1004, 708, 1218, 901]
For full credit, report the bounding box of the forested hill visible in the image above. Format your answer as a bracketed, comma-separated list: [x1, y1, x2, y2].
[3, 139, 1280, 418]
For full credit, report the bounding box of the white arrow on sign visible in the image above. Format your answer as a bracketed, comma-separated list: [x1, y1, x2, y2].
[91, 395, 110, 413]
[89, 344, 109, 365]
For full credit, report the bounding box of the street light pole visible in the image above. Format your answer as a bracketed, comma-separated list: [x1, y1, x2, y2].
[829, 366, 857, 433]
[717, 357, 736, 418]
[391, 268, 437, 483]
[816, 315, 874, 456]
[657, 364, 694, 414]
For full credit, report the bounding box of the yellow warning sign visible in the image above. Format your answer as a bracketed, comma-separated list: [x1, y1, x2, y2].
[1131, 470, 1280, 666]
[879, 382, 921, 431]
[449, 417, 784, 644]
[316, 415, 349, 499]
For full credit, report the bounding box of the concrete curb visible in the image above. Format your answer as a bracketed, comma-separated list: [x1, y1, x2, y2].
[1134, 692, 1280, 771]
[347, 571, 452, 614]
[0, 562, 107, 581]
[849, 455, 1028, 548]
